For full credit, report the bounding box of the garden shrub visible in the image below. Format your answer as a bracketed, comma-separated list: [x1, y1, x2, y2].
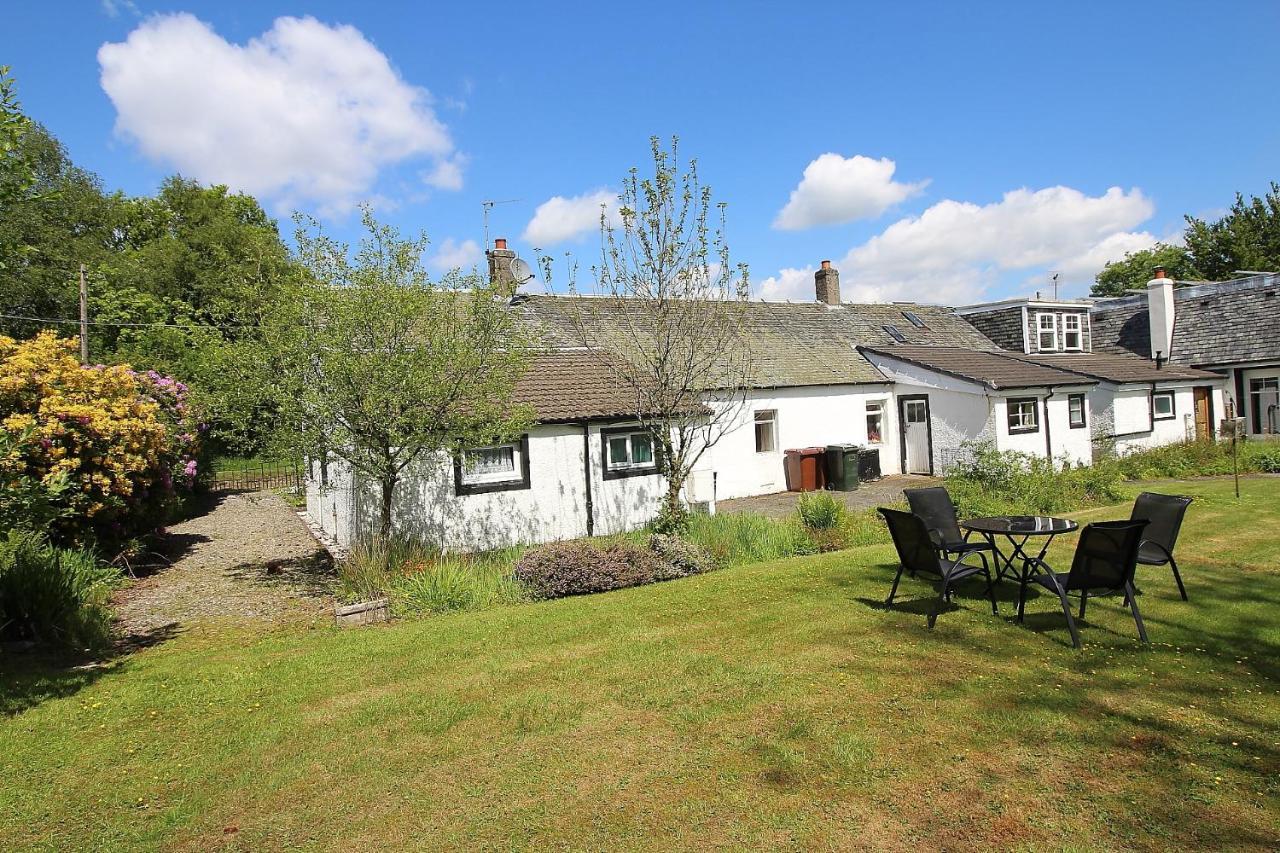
[0, 332, 205, 548]
[1109, 438, 1280, 479]
[944, 442, 1123, 517]
[514, 540, 666, 599]
[796, 491, 846, 530]
[0, 529, 120, 650]
[648, 532, 717, 578]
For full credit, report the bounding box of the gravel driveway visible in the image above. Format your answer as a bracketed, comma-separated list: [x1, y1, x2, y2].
[111, 491, 335, 642]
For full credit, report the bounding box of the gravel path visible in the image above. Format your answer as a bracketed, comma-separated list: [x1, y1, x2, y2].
[716, 474, 942, 519]
[111, 491, 335, 643]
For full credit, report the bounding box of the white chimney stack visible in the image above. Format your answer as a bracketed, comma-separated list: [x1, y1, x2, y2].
[1146, 265, 1175, 361]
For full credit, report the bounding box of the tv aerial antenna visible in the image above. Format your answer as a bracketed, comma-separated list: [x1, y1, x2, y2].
[482, 199, 521, 249]
[1050, 271, 1061, 301]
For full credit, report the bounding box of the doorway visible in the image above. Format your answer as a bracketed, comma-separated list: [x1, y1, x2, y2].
[1192, 386, 1214, 440]
[899, 395, 933, 475]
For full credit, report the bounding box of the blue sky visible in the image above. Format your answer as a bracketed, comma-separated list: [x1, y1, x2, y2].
[5, 1, 1279, 303]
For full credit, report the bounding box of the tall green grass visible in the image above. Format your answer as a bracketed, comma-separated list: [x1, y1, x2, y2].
[944, 442, 1124, 518]
[1109, 437, 1280, 479]
[683, 511, 817, 566]
[0, 530, 119, 650]
[337, 537, 526, 615]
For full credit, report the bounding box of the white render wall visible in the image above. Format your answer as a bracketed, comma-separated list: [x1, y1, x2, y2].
[1090, 382, 1227, 454]
[704, 385, 898, 500]
[305, 422, 667, 553]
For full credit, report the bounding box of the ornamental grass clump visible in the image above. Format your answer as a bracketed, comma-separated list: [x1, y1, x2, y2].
[0, 332, 205, 548]
[0, 529, 120, 650]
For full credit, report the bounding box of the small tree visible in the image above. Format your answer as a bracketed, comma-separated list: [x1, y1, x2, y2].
[543, 137, 753, 532]
[272, 208, 532, 539]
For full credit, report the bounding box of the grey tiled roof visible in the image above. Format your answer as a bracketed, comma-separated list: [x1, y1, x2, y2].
[858, 345, 1092, 390]
[1003, 352, 1219, 384]
[514, 351, 706, 422]
[514, 295, 997, 388]
[1090, 275, 1280, 367]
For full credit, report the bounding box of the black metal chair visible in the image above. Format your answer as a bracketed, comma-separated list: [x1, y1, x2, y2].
[904, 486, 994, 565]
[1021, 520, 1149, 648]
[1130, 492, 1193, 601]
[879, 507, 997, 629]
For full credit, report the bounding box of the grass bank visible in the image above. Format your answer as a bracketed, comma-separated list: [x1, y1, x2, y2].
[2, 478, 1277, 850]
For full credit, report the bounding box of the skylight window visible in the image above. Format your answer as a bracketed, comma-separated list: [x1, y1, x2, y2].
[882, 324, 906, 343]
[902, 310, 927, 329]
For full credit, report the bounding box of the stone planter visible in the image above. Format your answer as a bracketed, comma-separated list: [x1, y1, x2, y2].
[334, 598, 389, 627]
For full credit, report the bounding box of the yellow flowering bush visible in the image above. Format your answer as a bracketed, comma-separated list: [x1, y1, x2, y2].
[0, 332, 203, 546]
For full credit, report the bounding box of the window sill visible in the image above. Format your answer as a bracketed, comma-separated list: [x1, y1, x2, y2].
[456, 477, 531, 496]
[1153, 415, 1176, 422]
[1007, 426, 1040, 435]
[602, 465, 661, 481]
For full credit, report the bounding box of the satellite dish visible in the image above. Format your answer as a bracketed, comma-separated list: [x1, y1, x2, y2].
[509, 256, 534, 284]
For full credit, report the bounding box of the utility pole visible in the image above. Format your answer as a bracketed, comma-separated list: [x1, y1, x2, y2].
[78, 263, 89, 365]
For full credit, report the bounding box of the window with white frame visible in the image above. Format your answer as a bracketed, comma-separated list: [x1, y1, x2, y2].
[1007, 397, 1040, 434]
[456, 436, 530, 495]
[1250, 377, 1280, 434]
[1062, 313, 1084, 350]
[754, 410, 778, 453]
[1152, 391, 1176, 421]
[865, 400, 885, 443]
[603, 428, 658, 478]
[1068, 393, 1087, 428]
[1036, 313, 1058, 351]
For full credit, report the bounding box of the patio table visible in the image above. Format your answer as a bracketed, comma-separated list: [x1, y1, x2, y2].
[961, 516, 1079, 623]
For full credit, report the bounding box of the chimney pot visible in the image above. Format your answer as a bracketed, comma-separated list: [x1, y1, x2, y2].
[494, 238, 507, 250]
[814, 261, 841, 305]
[1153, 265, 1166, 279]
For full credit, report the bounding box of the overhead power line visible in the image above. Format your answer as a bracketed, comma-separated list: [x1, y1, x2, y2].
[0, 313, 261, 330]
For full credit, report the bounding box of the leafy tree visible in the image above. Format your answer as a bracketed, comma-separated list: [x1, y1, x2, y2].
[1184, 182, 1280, 280]
[544, 137, 754, 533]
[271, 208, 533, 539]
[1091, 243, 1199, 297]
[0, 65, 35, 210]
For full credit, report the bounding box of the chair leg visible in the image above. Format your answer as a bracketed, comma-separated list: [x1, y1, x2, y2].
[927, 581, 949, 630]
[885, 567, 904, 608]
[1169, 556, 1188, 601]
[1055, 589, 1081, 649]
[1125, 581, 1149, 642]
[1017, 573, 1029, 623]
[1078, 590, 1088, 620]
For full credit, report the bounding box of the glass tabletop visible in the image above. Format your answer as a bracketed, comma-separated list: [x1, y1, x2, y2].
[962, 516, 1079, 535]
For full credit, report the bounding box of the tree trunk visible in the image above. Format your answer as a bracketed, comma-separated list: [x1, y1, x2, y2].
[657, 464, 688, 533]
[378, 474, 396, 540]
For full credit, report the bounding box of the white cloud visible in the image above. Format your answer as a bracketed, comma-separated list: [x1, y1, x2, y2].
[773, 153, 928, 230]
[427, 237, 482, 273]
[758, 185, 1155, 304]
[101, 0, 140, 18]
[98, 14, 459, 213]
[422, 153, 467, 191]
[522, 189, 620, 246]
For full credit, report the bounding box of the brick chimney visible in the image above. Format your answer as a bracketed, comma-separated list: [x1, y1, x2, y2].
[487, 238, 518, 295]
[815, 260, 840, 305]
[1146, 265, 1175, 360]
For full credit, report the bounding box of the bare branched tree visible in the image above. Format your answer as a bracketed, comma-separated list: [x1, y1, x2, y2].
[541, 137, 754, 531]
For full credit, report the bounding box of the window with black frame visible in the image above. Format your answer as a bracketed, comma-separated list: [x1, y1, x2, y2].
[1007, 397, 1040, 434]
[602, 427, 660, 479]
[1068, 393, 1087, 428]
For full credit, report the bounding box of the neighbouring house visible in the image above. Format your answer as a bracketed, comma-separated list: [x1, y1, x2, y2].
[955, 290, 1227, 454]
[1088, 270, 1280, 438]
[305, 247, 1230, 552]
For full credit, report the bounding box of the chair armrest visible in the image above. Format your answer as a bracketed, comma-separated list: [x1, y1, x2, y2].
[1138, 539, 1173, 561]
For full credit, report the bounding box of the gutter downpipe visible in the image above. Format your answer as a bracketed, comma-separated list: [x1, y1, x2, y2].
[579, 422, 595, 537]
[1044, 387, 1056, 462]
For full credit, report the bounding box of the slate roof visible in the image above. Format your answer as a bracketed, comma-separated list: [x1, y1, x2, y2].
[513, 350, 706, 423]
[1090, 275, 1280, 367]
[858, 345, 1093, 390]
[1002, 352, 1219, 384]
[513, 295, 996, 388]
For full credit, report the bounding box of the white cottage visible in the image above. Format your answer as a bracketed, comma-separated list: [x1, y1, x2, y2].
[305, 251, 1232, 552]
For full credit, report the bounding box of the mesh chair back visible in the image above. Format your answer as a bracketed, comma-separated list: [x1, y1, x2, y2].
[1065, 520, 1148, 593]
[879, 508, 945, 577]
[1130, 492, 1192, 553]
[904, 486, 963, 545]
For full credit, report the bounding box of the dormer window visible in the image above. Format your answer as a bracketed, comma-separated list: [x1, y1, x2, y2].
[1062, 313, 1084, 351]
[1036, 312, 1058, 351]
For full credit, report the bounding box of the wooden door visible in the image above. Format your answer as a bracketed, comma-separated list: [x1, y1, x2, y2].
[899, 395, 933, 475]
[1193, 386, 1212, 440]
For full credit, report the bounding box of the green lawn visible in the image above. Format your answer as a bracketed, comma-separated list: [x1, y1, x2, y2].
[3, 479, 1278, 850]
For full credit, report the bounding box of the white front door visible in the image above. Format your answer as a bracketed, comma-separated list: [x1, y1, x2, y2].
[900, 396, 932, 474]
